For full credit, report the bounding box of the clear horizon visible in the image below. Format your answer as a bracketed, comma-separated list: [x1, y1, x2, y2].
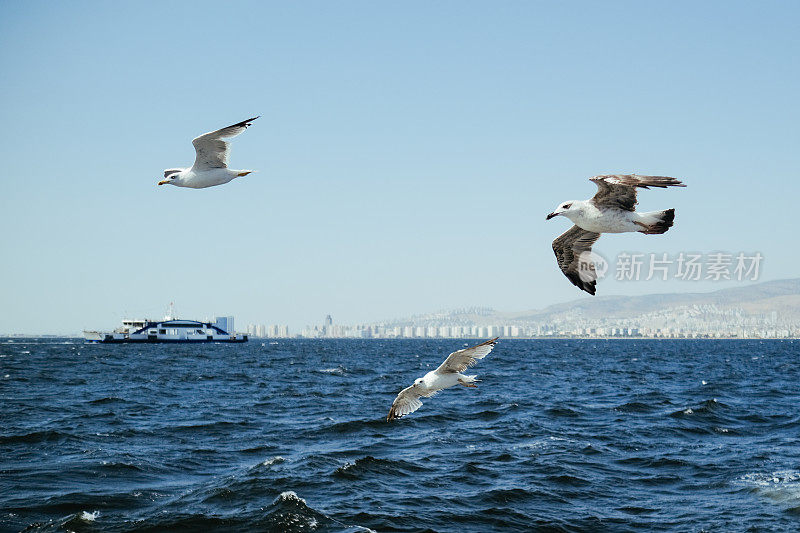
[2, 2, 799, 334]
[4, 276, 795, 336]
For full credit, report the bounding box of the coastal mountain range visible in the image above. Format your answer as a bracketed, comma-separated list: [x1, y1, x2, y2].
[375, 279, 800, 330]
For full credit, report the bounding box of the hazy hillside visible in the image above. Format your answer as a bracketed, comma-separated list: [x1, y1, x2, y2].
[509, 279, 800, 322]
[382, 279, 800, 327]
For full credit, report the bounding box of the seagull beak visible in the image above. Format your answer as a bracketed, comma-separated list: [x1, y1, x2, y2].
[546, 212, 558, 220]
[158, 180, 168, 186]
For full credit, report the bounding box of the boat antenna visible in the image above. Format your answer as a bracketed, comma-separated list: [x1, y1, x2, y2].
[165, 302, 175, 321]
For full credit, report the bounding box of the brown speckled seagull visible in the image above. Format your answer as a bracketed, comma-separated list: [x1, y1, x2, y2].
[546, 174, 686, 295]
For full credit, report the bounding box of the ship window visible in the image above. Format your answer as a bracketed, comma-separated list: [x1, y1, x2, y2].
[149, 330, 156, 334]
[159, 329, 166, 334]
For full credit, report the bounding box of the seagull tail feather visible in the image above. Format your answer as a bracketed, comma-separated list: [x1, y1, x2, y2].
[638, 208, 675, 235]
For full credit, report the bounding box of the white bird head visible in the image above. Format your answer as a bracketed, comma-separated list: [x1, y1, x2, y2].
[413, 377, 424, 386]
[158, 173, 178, 185]
[546, 201, 579, 221]
[158, 171, 183, 187]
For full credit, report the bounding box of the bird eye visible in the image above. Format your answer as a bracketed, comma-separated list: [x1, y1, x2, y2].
[563, 203, 572, 209]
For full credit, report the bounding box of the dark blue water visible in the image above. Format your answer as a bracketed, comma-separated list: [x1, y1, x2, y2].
[2, 338, 799, 532]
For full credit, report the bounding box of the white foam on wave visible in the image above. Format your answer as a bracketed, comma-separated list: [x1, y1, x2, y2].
[319, 367, 345, 375]
[516, 435, 572, 452]
[80, 511, 99, 521]
[272, 491, 373, 532]
[262, 456, 285, 466]
[272, 491, 317, 528]
[739, 470, 800, 506]
[276, 490, 306, 504]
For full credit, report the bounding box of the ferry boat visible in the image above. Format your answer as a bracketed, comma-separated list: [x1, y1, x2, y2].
[83, 305, 248, 343]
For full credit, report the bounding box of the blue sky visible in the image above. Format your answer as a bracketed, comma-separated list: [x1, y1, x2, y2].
[1, 1, 798, 334]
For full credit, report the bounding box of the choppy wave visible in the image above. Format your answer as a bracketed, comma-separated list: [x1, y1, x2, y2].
[2, 338, 800, 531]
[334, 455, 429, 479]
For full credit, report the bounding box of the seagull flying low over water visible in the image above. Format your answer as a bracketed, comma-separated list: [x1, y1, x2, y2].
[158, 116, 259, 189]
[387, 337, 498, 421]
[546, 174, 686, 295]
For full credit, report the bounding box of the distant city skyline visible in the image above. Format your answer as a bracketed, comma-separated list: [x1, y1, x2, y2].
[240, 279, 800, 340]
[2, 2, 799, 334]
[243, 307, 796, 340]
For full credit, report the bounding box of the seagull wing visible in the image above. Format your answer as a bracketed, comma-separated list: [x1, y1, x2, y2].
[191, 116, 259, 171]
[552, 225, 602, 295]
[589, 175, 685, 211]
[434, 337, 498, 375]
[387, 384, 431, 421]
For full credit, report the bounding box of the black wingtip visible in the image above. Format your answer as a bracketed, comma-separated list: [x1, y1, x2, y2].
[232, 116, 260, 129]
[474, 337, 499, 347]
[649, 177, 686, 188]
[566, 272, 597, 295]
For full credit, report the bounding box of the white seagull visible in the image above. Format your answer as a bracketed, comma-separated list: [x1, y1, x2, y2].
[158, 116, 259, 189]
[387, 337, 498, 421]
[546, 174, 686, 295]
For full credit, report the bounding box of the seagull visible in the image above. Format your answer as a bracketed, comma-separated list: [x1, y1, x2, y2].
[546, 174, 686, 295]
[158, 116, 259, 189]
[387, 337, 498, 421]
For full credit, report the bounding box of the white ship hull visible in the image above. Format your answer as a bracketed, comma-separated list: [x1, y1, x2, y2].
[83, 317, 247, 343]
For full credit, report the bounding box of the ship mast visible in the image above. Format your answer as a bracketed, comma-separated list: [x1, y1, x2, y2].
[165, 302, 176, 321]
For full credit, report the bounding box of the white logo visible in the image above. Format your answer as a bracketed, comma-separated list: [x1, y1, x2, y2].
[577, 251, 608, 282]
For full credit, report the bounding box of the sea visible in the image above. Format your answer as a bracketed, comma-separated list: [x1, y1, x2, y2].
[1, 338, 799, 532]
